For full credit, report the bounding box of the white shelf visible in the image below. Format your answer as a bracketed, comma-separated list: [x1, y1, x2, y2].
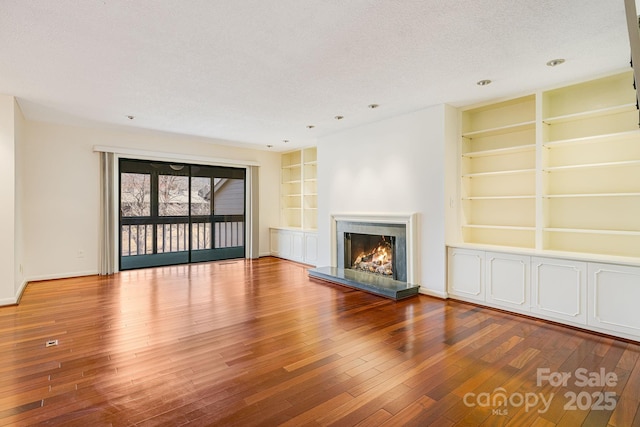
[543, 103, 637, 125]
[464, 224, 535, 231]
[543, 129, 640, 148]
[463, 168, 535, 178]
[544, 193, 640, 198]
[462, 121, 535, 139]
[464, 195, 535, 200]
[543, 160, 640, 172]
[462, 144, 536, 158]
[544, 227, 640, 236]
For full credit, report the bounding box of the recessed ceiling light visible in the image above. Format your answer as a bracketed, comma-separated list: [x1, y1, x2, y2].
[334, 115, 344, 120]
[368, 104, 379, 109]
[282, 139, 289, 143]
[476, 79, 492, 86]
[546, 58, 565, 67]
[126, 115, 135, 120]
[306, 125, 315, 129]
[266, 144, 273, 148]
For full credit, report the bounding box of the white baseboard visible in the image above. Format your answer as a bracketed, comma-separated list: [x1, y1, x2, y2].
[0, 296, 17, 306]
[0, 279, 29, 306]
[26, 270, 99, 283]
[419, 286, 448, 299]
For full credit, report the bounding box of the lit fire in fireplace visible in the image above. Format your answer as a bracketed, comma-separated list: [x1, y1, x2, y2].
[352, 237, 393, 276]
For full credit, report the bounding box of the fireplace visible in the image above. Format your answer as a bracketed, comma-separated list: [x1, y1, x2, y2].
[346, 233, 395, 278]
[335, 219, 408, 282]
[308, 213, 419, 300]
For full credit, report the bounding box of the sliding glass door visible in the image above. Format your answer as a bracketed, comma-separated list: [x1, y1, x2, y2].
[119, 159, 245, 270]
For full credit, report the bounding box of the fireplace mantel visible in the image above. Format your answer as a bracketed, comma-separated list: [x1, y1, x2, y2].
[330, 212, 419, 286]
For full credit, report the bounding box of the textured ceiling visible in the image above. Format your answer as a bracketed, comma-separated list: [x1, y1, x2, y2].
[0, 0, 636, 150]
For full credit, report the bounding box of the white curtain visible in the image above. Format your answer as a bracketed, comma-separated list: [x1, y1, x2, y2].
[99, 152, 117, 274]
[245, 165, 260, 259]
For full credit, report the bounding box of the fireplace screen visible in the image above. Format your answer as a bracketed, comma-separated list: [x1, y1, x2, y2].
[346, 233, 395, 278]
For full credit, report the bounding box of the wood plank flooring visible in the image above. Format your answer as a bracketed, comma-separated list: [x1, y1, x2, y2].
[0, 257, 639, 426]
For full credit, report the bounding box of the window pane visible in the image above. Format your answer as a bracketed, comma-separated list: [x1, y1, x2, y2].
[213, 178, 245, 215]
[158, 175, 189, 216]
[191, 177, 211, 215]
[121, 173, 150, 217]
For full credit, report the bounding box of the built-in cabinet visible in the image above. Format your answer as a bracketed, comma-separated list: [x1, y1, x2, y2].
[460, 70, 640, 258]
[453, 70, 640, 341]
[270, 228, 318, 265]
[271, 147, 318, 265]
[448, 246, 640, 341]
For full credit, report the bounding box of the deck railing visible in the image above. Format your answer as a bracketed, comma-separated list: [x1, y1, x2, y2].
[121, 216, 244, 256]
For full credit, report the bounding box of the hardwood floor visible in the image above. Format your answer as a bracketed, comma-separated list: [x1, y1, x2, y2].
[0, 257, 639, 426]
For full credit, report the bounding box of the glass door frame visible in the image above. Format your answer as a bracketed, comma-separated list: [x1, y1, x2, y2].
[119, 158, 246, 270]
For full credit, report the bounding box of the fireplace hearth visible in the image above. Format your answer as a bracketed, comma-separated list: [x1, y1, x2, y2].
[308, 213, 420, 300]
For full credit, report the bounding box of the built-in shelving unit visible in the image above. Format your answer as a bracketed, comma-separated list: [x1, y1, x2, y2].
[302, 147, 318, 230]
[451, 69, 640, 342]
[272, 147, 318, 265]
[280, 147, 317, 230]
[542, 71, 640, 258]
[459, 70, 640, 259]
[460, 94, 537, 249]
[280, 149, 302, 228]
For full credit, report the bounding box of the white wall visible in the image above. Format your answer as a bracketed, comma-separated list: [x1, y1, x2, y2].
[317, 104, 456, 297]
[0, 95, 16, 304]
[22, 120, 280, 282]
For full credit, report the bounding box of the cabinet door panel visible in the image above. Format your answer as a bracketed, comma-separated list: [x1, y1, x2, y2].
[291, 232, 304, 262]
[270, 229, 279, 255]
[448, 248, 484, 301]
[304, 232, 318, 266]
[531, 258, 586, 323]
[278, 231, 292, 259]
[485, 252, 529, 311]
[588, 263, 640, 337]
